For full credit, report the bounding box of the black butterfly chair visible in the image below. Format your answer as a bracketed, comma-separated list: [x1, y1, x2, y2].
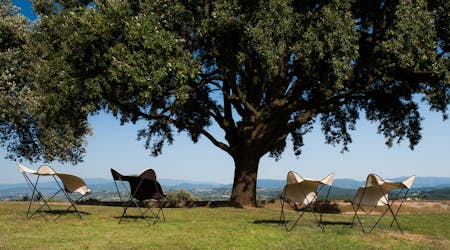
[111, 168, 166, 224]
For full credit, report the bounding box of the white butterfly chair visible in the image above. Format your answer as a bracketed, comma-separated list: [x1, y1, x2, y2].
[54, 173, 92, 221]
[351, 174, 415, 233]
[280, 171, 335, 231]
[17, 164, 61, 220]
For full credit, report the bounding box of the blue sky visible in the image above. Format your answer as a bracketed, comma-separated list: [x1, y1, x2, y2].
[1, 0, 449, 184]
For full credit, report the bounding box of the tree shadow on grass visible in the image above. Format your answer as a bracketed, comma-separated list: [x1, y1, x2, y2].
[43, 210, 90, 215]
[113, 215, 160, 220]
[321, 221, 353, 226]
[253, 219, 281, 224]
[253, 219, 353, 226]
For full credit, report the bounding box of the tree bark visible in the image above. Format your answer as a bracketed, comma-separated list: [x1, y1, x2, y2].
[230, 152, 260, 206]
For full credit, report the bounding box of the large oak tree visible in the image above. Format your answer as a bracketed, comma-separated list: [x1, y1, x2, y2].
[3, 0, 449, 205]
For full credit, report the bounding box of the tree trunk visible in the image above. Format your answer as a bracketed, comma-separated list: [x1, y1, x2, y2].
[230, 153, 260, 206]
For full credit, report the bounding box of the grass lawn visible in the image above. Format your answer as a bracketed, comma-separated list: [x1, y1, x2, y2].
[0, 202, 449, 249]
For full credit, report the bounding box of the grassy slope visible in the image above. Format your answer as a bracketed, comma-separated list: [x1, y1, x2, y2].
[0, 202, 448, 249]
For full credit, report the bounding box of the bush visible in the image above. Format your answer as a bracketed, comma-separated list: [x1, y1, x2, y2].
[166, 189, 199, 202]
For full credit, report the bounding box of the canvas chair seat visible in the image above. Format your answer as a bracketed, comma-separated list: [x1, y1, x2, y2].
[57, 173, 92, 195]
[351, 173, 415, 234]
[280, 171, 335, 232]
[53, 173, 92, 221]
[111, 168, 166, 224]
[120, 175, 165, 201]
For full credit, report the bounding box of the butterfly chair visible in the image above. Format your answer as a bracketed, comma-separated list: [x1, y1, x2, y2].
[17, 164, 61, 220]
[350, 174, 415, 234]
[280, 171, 335, 232]
[53, 173, 92, 221]
[111, 168, 166, 224]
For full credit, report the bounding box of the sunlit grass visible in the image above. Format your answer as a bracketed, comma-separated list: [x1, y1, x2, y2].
[0, 202, 448, 249]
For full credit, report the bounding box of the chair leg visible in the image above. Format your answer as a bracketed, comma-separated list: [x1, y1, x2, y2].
[311, 210, 325, 232]
[26, 181, 38, 219]
[389, 191, 408, 233]
[29, 188, 62, 220]
[119, 198, 135, 223]
[312, 200, 326, 232]
[279, 200, 286, 226]
[280, 199, 325, 232]
[154, 200, 165, 223]
[368, 207, 389, 233]
[54, 194, 85, 221]
[140, 200, 166, 224]
[288, 210, 306, 232]
[386, 204, 403, 234]
[351, 204, 368, 233]
[27, 176, 51, 220]
[281, 206, 306, 232]
[138, 202, 154, 225]
[350, 204, 357, 228]
[119, 199, 153, 224]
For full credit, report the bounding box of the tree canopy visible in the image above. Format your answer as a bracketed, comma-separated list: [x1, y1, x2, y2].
[2, 0, 449, 205]
[1, 0, 90, 163]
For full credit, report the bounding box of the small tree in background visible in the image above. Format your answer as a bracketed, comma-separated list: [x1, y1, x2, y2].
[2, 0, 449, 206]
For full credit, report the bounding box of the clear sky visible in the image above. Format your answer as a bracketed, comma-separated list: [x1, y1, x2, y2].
[2, 0, 449, 184]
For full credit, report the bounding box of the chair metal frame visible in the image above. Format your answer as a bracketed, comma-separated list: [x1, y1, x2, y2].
[111, 168, 166, 225]
[279, 171, 335, 232]
[350, 174, 415, 234]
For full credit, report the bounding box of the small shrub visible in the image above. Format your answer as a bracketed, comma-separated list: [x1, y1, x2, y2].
[166, 189, 199, 202]
[21, 195, 30, 201]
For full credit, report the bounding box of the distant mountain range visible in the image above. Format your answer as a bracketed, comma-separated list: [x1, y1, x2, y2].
[1, 176, 449, 192]
[257, 176, 450, 190]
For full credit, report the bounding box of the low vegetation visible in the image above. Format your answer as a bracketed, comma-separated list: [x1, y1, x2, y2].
[0, 202, 448, 249]
[165, 189, 200, 202]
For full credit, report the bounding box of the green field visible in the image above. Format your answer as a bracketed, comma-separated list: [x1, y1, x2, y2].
[0, 202, 448, 249]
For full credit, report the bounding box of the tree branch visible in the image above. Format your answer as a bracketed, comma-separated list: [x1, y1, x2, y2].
[200, 129, 231, 154]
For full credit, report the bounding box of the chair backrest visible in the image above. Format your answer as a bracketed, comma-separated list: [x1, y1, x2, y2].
[139, 168, 157, 181]
[56, 173, 92, 195]
[401, 175, 416, 189]
[286, 171, 304, 185]
[111, 168, 124, 181]
[126, 176, 165, 201]
[37, 165, 57, 176]
[365, 173, 416, 192]
[17, 163, 37, 174]
[320, 173, 336, 186]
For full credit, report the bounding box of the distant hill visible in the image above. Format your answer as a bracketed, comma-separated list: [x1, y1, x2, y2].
[1, 176, 449, 201]
[391, 177, 450, 189]
[257, 176, 450, 189]
[332, 178, 365, 189]
[256, 179, 284, 189]
[0, 178, 227, 193]
[416, 187, 450, 200]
